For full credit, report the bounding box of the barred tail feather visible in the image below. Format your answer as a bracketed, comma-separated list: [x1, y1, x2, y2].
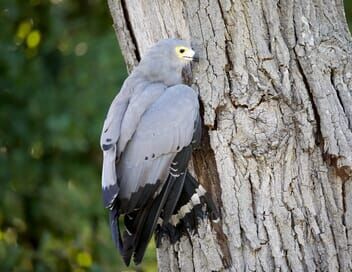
[155, 171, 219, 246]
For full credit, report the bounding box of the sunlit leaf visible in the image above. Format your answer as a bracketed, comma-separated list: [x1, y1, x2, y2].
[16, 20, 32, 41]
[26, 30, 41, 48]
[30, 141, 44, 159]
[76, 251, 92, 268]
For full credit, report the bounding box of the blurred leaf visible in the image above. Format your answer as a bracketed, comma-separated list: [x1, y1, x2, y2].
[76, 251, 92, 268]
[26, 29, 41, 48]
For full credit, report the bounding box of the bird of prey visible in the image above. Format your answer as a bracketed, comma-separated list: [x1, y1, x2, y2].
[100, 39, 218, 266]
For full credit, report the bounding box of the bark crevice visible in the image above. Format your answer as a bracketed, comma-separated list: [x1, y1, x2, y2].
[120, 0, 141, 61]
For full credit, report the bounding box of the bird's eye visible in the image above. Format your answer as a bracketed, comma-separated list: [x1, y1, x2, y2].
[179, 48, 185, 54]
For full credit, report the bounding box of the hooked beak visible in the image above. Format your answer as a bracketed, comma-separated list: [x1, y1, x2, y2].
[183, 49, 199, 62]
[192, 52, 200, 62]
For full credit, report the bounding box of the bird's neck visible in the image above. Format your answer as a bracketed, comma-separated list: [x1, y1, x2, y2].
[135, 64, 183, 87]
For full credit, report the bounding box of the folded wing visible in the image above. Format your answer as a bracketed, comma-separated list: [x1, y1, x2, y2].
[114, 84, 199, 265]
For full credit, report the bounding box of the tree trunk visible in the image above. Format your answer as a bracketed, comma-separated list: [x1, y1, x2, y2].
[107, 0, 352, 271]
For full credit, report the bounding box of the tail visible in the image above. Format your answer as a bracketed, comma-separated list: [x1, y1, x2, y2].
[120, 176, 175, 266]
[109, 208, 123, 253]
[117, 146, 194, 266]
[155, 171, 219, 245]
[110, 171, 219, 265]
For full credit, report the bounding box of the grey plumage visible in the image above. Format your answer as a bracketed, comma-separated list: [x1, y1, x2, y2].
[100, 39, 218, 266]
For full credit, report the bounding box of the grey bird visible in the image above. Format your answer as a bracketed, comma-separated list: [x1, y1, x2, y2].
[100, 39, 218, 266]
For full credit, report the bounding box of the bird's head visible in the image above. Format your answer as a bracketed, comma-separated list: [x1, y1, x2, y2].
[174, 43, 198, 64]
[135, 39, 198, 86]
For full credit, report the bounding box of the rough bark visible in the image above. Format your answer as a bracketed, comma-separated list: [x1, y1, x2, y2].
[107, 0, 352, 271]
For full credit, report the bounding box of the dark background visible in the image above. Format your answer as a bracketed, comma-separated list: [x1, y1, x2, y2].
[0, 1, 351, 271]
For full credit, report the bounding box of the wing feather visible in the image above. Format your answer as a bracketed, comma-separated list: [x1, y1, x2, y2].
[100, 91, 129, 150]
[117, 84, 199, 204]
[101, 87, 129, 206]
[117, 83, 165, 155]
[101, 81, 165, 207]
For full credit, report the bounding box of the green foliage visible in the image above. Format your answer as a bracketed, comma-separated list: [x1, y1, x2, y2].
[1, 0, 352, 271]
[346, 0, 352, 29]
[0, 0, 156, 271]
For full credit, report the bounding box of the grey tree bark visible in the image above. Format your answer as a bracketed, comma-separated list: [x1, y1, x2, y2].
[107, 0, 352, 271]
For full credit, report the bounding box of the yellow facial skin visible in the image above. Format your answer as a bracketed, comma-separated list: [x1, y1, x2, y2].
[175, 46, 195, 62]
